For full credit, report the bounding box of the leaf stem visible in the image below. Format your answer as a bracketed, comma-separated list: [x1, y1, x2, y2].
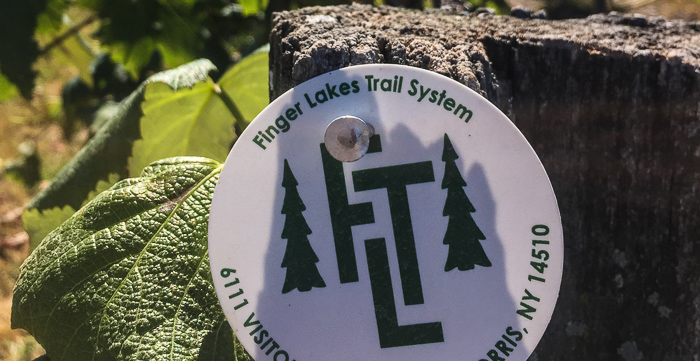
[214, 84, 246, 137]
[40, 14, 98, 56]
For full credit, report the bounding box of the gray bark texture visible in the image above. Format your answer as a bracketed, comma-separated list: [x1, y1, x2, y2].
[270, 5, 700, 360]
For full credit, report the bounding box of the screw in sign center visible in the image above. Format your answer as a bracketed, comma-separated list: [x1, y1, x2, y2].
[324, 116, 375, 162]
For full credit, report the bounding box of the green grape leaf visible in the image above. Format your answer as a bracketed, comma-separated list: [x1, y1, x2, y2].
[148, 59, 217, 90]
[91, 101, 121, 133]
[22, 174, 119, 251]
[13, 157, 237, 360]
[80, 0, 201, 78]
[156, 13, 201, 70]
[27, 59, 217, 212]
[82, 172, 122, 204]
[110, 38, 158, 80]
[127, 79, 236, 177]
[27, 83, 142, 211]
[0, 0, 72, 98]
[22, 206, 77, 251]
[218, 46, 269, 130]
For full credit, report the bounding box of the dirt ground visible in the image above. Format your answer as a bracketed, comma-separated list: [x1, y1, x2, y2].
[0, 64, 88, 360]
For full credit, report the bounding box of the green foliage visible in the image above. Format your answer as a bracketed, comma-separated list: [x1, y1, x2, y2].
[13, 157, 240, 360]
[465, 0, 509, 14]
[90, 101, 121, 132]
[0, 0, 49, 99]
[74, 0, 269, 78]
[40, 19, 96, 85]
[129, 80, 237, 175]
[22, 173, 121, 250]
[27, 83, 140, 210]
[0, 0, 77, 99]
[0, 71, 19, 100]
[22, 173, 119, 250]
[146, 58, 218, 89]
[27, 59, 218, 212]
[21, 206, 76, 251]
[0, 0, 270, 100]
[24, 53, 268, 275]
[233, 337, 254, 361]
[83, 172, 121, 202]
[6, 0, 511, 359]
[35, 0, 68, 34]
[218, 46, 270, 128]
[76, 0, 197, 77]
[239, 0, 270, 15]
[128, 53, 269, 176]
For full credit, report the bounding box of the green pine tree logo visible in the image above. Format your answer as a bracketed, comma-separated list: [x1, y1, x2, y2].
[281, 159, 326, 293]
[441, 134, 492, 272]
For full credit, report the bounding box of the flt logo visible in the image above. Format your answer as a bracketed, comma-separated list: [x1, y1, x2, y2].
[280, 133, 491, 349]
[210, 65, 563, 361]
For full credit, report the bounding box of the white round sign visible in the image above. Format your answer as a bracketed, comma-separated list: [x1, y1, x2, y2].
[208, 64, 563, 361]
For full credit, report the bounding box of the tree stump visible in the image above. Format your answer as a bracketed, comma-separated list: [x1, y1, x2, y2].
[270, 5, 700, 360]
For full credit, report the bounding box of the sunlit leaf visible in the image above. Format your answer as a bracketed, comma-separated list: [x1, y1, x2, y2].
[218, 46, 269, 130]
[82, 172, 121, 203]
[111, 38, 156, 79]
[13, 157, 238, 360]
[27, 59, 217, 212]
[22, 206, 76, 251]
[128, 79, 237, 176]
[147, 58, 216, 89]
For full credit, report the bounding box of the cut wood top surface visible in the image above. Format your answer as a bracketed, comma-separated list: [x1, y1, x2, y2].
[271, 5, 700, 98]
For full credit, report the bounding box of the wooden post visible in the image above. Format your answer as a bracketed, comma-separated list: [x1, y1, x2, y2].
[270, 5, 700, 359]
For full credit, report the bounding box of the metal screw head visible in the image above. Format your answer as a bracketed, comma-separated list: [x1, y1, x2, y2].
[324, 116, 375, 162]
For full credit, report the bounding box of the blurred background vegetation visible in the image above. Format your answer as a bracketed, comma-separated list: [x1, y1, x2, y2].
[0, 0, 699, 359]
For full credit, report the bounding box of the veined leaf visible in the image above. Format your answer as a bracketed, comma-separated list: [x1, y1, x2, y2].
[13, 157, 237, 360]
[27, 83, 141, 211]
[83, 172, 121, 203]
[148, 59, 217, 91]
[21, 173, 121, 250]
[22, 206, 76, 251]
[218, 46, 269, 130]
[27, 59, 217, 212]
[128, 79, 237, 177]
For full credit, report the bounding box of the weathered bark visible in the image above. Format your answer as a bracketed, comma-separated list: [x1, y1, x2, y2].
[270, 5, 700, 360]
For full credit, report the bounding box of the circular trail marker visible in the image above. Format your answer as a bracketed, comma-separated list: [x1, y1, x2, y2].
[208, 64, 564, 361]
